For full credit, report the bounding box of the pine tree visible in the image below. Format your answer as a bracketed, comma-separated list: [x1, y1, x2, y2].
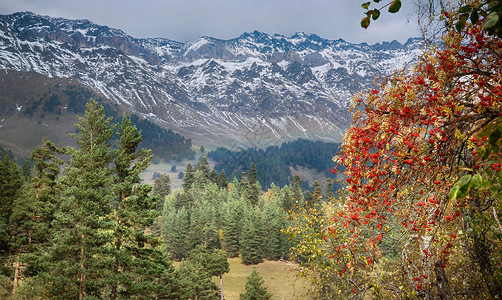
[110, 114, 178, 299]
[9, 139, 63, 296]
[0, 151, 23, 277]
[280, 186, 293, 212]
[240, 267, 272, 300]
[152, 173, 171, 211]
[49, 99, 116, 299]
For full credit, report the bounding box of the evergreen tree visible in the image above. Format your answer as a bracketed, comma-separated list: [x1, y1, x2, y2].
[0, 151, 23, 276]
[217, 169, 228, 189]
[200, 145, 205, 153]
[324, 178, 334, 200]
[163, 206, 191, 261]
[182, 163, 195, 191]
[248, 182, 261, 207]
[110, 114, 178, 299]
[291, 175, 304, 209]
[49, 99, 116, 299]
[9, 139, 63, 296]
[178, 259, 219, 300]
[240, 212, 263, 265]
[280, 186, 293, 212]
[198, 156, 211, 179]
[188, 245, 229, 300]
[21, 160, 32, 181]
[188, 204, 220, 250]
[152, 173, 171, 211]
[222, 200, 243, 257]
[209, 169, 219, 184]
[240, 267, 272, 300]
[248, 162, 258, 185]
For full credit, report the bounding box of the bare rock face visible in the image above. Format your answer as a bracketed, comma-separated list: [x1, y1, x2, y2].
[0, 11, 423, 148]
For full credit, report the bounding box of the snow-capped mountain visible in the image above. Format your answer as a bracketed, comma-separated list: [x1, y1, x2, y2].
[0, 12, 423, 148]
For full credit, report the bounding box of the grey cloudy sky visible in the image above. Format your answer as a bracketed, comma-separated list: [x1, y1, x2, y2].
[1, 0, 420, 44]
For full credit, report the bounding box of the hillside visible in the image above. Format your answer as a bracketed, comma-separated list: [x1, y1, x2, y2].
[0, 69, 193, 159]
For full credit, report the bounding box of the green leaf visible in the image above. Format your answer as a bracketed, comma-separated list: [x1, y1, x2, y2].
[456, 20, 466, 32]
[490, 186, 500, 198]
[372, 9, 381, 20]
[458, 174, 472, 188]
[483, 12, 500, 29]
[459, 5, 472, 14]
[388, 0, 402, 13]
[488, 0, 501, 11]
[362, 2, 371, 9]
[361, 16, 371, 29]
[489, 128, 501, 146]
[471, 174, 482, 189]
[449, 186, 460, 200]
[471, 9, 479, 24]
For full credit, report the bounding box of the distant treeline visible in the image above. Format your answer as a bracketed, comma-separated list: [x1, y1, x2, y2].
[208, 139, 341, 189]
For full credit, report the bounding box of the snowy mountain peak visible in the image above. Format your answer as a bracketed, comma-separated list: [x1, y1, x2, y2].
[0, 12, 423, 148]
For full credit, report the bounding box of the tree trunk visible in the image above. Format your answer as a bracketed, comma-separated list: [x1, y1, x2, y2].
[12, 254, 20, 297]
[434, 261, 451, 300]
[80, 233, 86, 300]
[110, 235, 122, 300]
[220, 274, 224, 300]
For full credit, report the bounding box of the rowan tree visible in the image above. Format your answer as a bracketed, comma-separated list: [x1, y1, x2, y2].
[326, 13, 502, 299]
[287, 2, 502, 298]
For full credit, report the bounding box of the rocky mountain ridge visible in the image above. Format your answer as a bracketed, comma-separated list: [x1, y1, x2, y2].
[0, 11, 423, 149]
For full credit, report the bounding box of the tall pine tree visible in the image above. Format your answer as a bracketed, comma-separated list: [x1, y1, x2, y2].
[49, 99, 116, 299]
[9, 139, 63, 296]
[110, 114, 178, 299]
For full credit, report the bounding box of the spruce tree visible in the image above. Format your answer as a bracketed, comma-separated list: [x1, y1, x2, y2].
[324, 178, 334, 200]
[163, 206, 191, 260]
[182, 162, 195, 191]
[291, 175, 304, 209]
[240, 267, 272, 300]
[49, 99, 116, 299]
[188, 245, 229, 300]
[240, 212, 263, 265]
[178, 259, 219, 300]
[222, 200, 242, 257]
[248, 162, 258, 185]
[217, 169, 228, 189]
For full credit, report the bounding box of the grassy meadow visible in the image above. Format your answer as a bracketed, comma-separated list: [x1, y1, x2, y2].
[216, 258, 312, 300]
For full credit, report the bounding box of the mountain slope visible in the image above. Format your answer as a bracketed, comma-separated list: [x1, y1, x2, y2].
[0, 69, 193, 158]
[0, 12, 423, 149]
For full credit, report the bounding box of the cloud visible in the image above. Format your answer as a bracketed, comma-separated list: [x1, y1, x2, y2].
[0, 0, 420, 44]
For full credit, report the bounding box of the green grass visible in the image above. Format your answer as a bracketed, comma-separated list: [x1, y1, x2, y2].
[216, 258, 312, 300]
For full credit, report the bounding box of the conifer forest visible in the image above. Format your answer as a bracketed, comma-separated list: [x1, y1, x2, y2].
[1, 0, 502, 299]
